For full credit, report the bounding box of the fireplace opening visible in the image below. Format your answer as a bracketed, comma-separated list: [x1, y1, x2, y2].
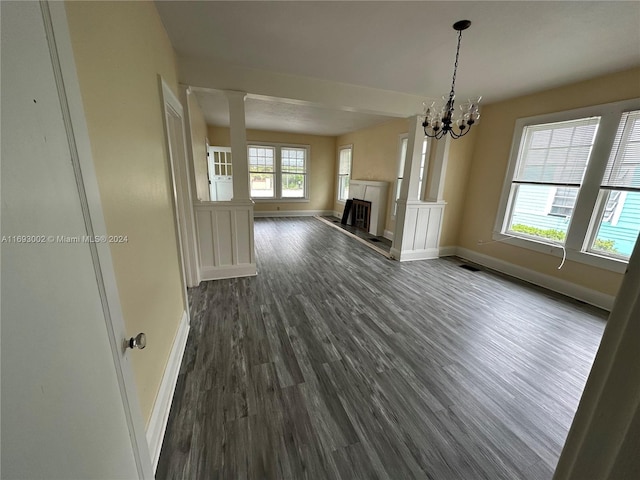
[351, 199, 371, 232]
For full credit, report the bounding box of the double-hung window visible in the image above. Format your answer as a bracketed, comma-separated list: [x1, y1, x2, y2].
[248, 146, 275, 198]
[248, 143, 308, 200]
[503, 117, 599, 241]
[393, 136, 409, 216]
[588, 110, 640, 258]
[337, 145, 352, 202]
[281, 147, 307, 198]
[497, 99, 640, 269]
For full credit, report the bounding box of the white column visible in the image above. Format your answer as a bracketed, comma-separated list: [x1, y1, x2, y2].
[391, 116, 447, 262]
[399, 115, 424, 202]
[393, 116, 424, 255]
[225, 90, 251, 201]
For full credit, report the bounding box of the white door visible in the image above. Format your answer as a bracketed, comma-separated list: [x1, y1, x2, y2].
[208, 146, 234, 201]
[1, 2, 152, 478]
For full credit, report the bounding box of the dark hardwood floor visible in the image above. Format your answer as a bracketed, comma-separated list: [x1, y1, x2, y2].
[157, 217, 607, 480]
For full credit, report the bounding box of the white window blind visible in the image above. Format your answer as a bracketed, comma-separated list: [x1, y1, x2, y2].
[514, 117, 600, 186]
[601, 110, 640, 189]
[339, 148, 351, 176]
[337, 146, 352, 201]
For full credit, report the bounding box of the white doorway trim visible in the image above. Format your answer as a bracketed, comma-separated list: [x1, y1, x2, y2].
[160, 77, 200, 289]
[45, 2, 154, 477]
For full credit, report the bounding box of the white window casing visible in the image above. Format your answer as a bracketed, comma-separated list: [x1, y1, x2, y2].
[494, 98, 640, 273]
[248, 142, 310, 201]
[337, 145, 352, 202]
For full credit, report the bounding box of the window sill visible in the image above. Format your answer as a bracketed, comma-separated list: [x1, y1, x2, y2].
[252, 198, 310, 203]
[491, 232, 628, 274]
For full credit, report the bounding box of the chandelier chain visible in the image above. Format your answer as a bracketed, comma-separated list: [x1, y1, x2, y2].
[449, 29, 463, 102]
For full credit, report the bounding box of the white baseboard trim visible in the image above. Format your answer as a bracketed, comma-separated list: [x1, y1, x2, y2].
[333, 211, 343, 219]
[383, 229, 394, 241]
[199, 263, 257, 281]
[390, 247, 439, 262]
[456, 247, 615, 311]
[254, 210, 334, 218]
[146, 310, 190, 472]
[439, 245, 457, 257]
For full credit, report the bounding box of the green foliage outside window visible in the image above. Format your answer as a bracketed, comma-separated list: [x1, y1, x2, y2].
[510, 224, 619, 253]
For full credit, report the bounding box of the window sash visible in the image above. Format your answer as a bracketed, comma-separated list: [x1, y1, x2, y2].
[587, 189, 640, 259]
[248, 146, 275, 174]
[601, 110, 640, 189]
[250, 172, 275, 198]
[514, 117, 600, 185]
[338, 146, 352, 201]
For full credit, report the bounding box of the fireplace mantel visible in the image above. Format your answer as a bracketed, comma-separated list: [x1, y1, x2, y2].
[349, 180, 389, 237]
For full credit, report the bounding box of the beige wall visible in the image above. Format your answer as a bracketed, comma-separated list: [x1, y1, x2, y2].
[208, 127, 336, 212]
[335, 118, 409, 233]
[458, 67, 640, 297]
[187, 93, 210, 201]
[439, 130, 478, 247]
[66, 1, 185, 424]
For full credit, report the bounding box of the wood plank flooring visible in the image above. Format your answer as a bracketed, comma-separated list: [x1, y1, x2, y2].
[157, 217, 607, 480]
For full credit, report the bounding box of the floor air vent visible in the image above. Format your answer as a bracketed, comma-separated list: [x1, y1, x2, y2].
[459, 264, 480, 272]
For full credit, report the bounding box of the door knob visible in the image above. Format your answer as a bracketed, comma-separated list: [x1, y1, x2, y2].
[128, 333, 146, 350]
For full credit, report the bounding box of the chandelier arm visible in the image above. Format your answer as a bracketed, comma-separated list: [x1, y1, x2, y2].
[453, 125, 473, 139]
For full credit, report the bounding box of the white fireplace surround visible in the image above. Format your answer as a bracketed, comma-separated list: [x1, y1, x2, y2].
[348, 180, 389, 237]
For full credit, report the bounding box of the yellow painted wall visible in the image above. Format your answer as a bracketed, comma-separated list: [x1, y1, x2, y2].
[208, 127, 336, 212]
[66, 1, 185, 424]
[458, 67, 640, 297]
[439, 130, 478, 247]
[187, 93, 210, 201]
[335, 118, 409, 233]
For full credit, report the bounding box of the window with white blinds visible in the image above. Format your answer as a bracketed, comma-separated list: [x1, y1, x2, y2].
[337, 146, 352, 202]
[497, 99, 640, 267]
[588, 110, 640, 259]
[505, 117, 600, 244]
[601, 111, 640, 190]
[514, 117, 600, 186]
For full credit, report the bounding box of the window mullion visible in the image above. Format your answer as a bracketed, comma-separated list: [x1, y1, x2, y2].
[275, 147, 282, 199]
[565, 112, 622, 251]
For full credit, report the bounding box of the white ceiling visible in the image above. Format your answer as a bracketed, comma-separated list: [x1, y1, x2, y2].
[192, 89, 399, 136]
[158, 1, 640, 135]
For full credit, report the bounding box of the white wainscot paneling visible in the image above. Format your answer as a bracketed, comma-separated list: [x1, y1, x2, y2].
[195, 202, 257, 280]
[391, 201, 445, 261]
